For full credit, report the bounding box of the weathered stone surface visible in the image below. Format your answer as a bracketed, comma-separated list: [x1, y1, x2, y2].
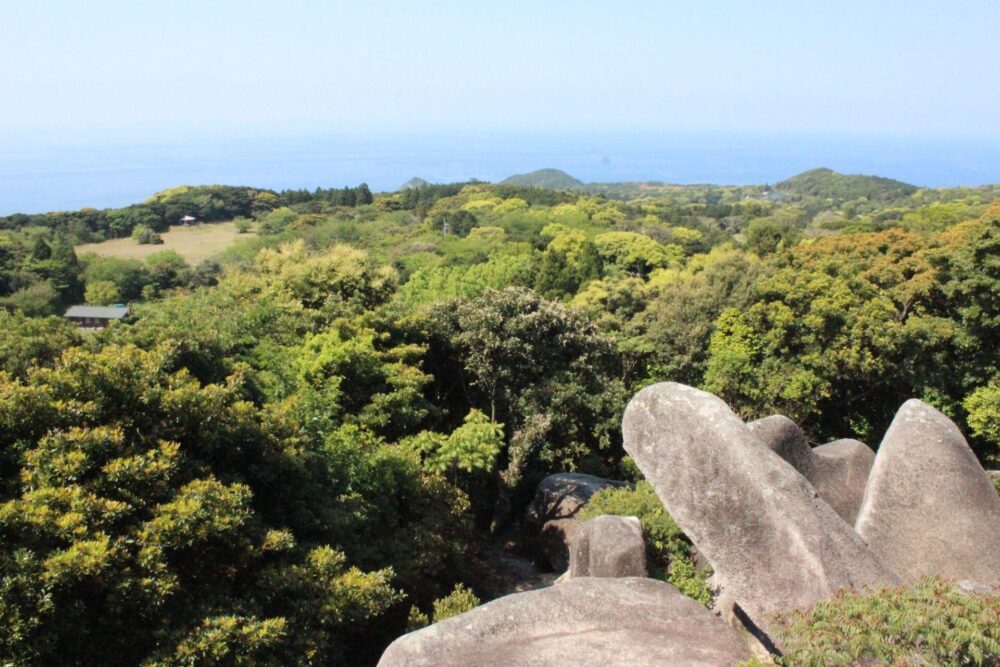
[811, 439, 875, 523]
[568, 515, 647, 579]
[377, 577, 751, 667]
[855, 399, 1000, 583]
[748, 415, 813, 472]
[748, 416, 875, 522]
[525, 472, 628, 571]
[622, 382, 898, 634]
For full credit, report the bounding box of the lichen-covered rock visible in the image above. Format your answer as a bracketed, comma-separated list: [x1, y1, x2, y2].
[748, 416, 875, 522]
[568, 515, 647, 579]
[855, 399, 1000, 583]
[376, 577, 751, 667]
[525, 472, 628, 571]
[623, 383, 898, 635]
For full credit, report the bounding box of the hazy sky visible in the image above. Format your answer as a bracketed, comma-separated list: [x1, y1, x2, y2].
[2, 1, 998, 139]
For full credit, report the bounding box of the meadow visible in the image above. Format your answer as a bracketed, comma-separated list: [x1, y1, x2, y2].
[75, 221, 248, 263]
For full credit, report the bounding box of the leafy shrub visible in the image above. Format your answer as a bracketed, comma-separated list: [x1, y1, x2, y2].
[764, 578, 1000, 666]
[579, 482, 711, 604]
[406, 583, 481, 632]
[132, 223, 163, 245]
[233, 216, 253, 233]
[431, 584, 480, 622]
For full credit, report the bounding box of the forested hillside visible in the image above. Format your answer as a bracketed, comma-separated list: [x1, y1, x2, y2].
[2, 172, 1000, 664]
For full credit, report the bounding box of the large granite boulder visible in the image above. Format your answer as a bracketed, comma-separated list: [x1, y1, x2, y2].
[377, 577, 751, 667]
[855, 399, 1000, 583]
[525, 472, 628, 571]
[622, 383, 898, 635]
[748, 416, 875, 522]
[568, 515, 647, 579]
[811, 439, 876, 522]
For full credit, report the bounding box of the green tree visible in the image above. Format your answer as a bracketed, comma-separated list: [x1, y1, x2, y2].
[132, 224, 163, 245]
[428, 287, 627, 529]
[85, 279, 121, 305]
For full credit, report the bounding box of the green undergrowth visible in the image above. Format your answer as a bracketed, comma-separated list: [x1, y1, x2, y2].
[741, 578, 1000, 666]
[578, 481, 712, 605]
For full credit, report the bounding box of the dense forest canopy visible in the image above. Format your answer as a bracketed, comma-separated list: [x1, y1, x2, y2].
[2, 169, 1000, 664]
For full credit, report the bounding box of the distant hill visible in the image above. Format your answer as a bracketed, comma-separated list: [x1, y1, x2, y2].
[502, 168, 583, 190]
[777, 168, 918, 201]
[399, 177, 431, 191]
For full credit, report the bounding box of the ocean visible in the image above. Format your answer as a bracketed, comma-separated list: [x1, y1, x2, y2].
[2, 130, 999, 216]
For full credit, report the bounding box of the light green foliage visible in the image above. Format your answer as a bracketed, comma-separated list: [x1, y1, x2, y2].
[408, 410, 503, 475]
[430, 584, 480, 622]
[395, 247, 537, 307]
[535, 228, 602, 296]
[965, 382, 1000, 462]
[2, 281, 61, 316]
[636, 244, 763, 385]
[233, 216, 253, 234]
[0, 311, 80, 377]
[132, 224, 164, 245]
[405, 606, 430, 631]
[579, 482, 711, 605]
[0, 343, 445, 665]
[256, 240, 396, 315]
[902, 202, 977, 233]
[295, 324, 431, 439]
[257, 207, 298, 235]
[404, 583, 481, 632]
[85, 278, 121, 305]
[594, 231, 682, 276]
[764, 579, 1000, 666]
[82, 254, 151, 300]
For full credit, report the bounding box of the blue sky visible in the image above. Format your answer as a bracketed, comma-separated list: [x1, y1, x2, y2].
[1, 1, 998, 139]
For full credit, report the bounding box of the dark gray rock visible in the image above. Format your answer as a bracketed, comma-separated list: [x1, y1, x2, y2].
[748, 416, 875, 522]
[855, 399, 1000, 583]
[526, 472, 628, 571]
[622, 383, 898, 635]
[568, 515, 647, 579]
[377, 577, 751, 667]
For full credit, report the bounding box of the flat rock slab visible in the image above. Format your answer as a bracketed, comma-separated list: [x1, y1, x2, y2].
[623, 383, 898, 634]
[569, 515, 647, 579]
[377, 577, 751, 667]
[855, 399, 1000, 583]
[748, 416, 875, 523]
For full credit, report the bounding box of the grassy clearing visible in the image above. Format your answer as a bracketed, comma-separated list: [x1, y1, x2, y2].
[76, 222, 251, 263]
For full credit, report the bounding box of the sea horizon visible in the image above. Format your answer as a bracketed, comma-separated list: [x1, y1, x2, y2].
[2, 129, 1000, 216]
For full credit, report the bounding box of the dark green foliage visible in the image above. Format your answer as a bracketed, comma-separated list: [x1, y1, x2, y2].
[777, 167, 918, 202]
[501, 168, 584, 190]
[428, 287, 627, 529]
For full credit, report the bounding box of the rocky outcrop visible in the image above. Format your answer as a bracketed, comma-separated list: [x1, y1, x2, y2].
[568, 515, 647, 579]
[748, 416, 875, 522]
[377, 577, 751, 667]
[622, 383, 898, 635]
[855, 399, 1000, 583]
[525, 472, 628, 571]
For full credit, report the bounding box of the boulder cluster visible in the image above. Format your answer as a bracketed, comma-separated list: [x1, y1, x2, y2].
[379, 383, 1000, 666]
